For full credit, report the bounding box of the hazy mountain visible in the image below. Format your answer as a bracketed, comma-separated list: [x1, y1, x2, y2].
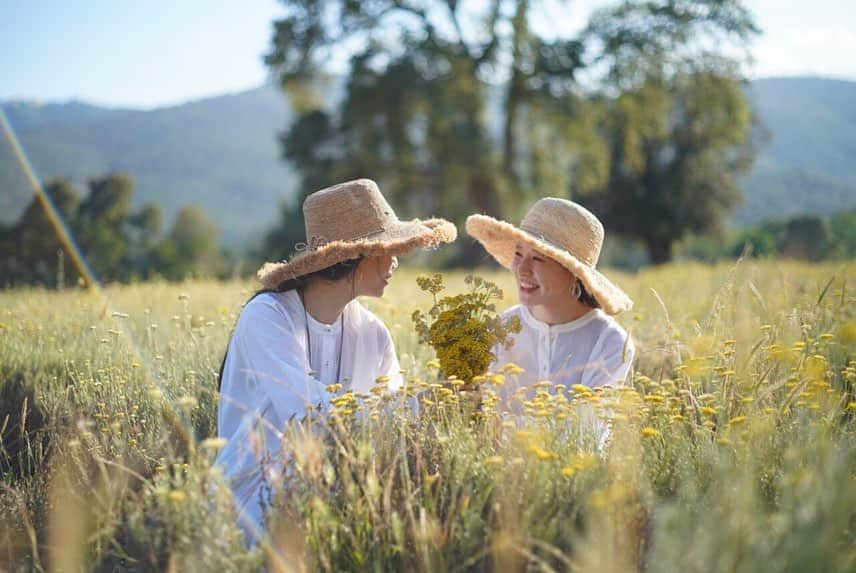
[738, 77, 856, 225]
[1, 86, 296, 246]
[1, 77, 854, 246]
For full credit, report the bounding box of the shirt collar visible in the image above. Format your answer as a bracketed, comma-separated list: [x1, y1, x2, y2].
[519, 304, 601, 334]
[305, 310, 342, 334]
[284, 289, 344, 334]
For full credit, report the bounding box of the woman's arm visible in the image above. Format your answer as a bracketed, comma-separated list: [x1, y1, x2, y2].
[224, 295, 331, 423]
[581, 327, 635, 388]
[377, 326, 404, 391]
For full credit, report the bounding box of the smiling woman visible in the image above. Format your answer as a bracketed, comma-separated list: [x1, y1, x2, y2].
[466, 198, 634, 394]
[215, 179, 457, 545]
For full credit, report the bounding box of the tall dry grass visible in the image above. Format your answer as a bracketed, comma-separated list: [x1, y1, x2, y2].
[0, 260, 853, 571]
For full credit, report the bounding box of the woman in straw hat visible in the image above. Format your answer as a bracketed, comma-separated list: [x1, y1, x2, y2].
[466, 197, 634, 396]
[216, 179, 456, 543]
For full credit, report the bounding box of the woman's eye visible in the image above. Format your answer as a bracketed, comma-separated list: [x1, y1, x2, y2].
[533, 257, 543, 262]
[514, 251, 521, 258]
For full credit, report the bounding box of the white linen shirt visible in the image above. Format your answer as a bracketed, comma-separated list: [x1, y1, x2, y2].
[215, 290, 402, 543]
[493, 305, 634, 394]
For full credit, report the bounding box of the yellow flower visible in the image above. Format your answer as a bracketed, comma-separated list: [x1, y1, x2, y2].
[502, 362, 525, 375]
[484, 456, 504, 466]
[682, 357, 711, 377]
[728, 416, 746, 426]
[700, 406, 717, 416]
[167, 490, 186, 503]
[526, 444, 558, 460]
[803, 355, 827, 381]
[840, 322, 856, 345]
[641, 427, 661, 438]
[200, 437, 228, 451]
[561, 466, 576, 477]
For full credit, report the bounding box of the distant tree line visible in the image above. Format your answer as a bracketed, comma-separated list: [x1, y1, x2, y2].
[0, 174, 222, 287]
[678, 210, 856, 263]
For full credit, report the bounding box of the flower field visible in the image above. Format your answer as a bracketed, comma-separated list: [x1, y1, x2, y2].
[1, 260, 854, 572]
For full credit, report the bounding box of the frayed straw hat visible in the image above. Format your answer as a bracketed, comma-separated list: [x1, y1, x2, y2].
[258, 179, 457, 288]
[466, 198, 632, 315]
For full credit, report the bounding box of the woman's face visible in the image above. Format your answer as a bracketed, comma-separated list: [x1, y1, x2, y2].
[355, 254, 398, 297]
[510, 242, 576, 308]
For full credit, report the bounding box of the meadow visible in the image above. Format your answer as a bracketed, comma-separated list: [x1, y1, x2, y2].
[0, 260, 854, 572]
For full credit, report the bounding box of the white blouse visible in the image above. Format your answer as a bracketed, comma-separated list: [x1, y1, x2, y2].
[304, 311, 344, 385]
[215, 290, 402, 543]
[493, 305, 634, 395]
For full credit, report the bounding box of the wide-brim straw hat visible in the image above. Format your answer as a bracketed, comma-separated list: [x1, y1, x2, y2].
[258, 179, 457, 288]
[466, 198, 632, 315]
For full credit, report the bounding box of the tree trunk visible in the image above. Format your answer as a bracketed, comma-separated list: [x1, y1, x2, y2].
[502, 0, 529, 187]
[644, 236, 673, 265]
[448, 173, 502, 268]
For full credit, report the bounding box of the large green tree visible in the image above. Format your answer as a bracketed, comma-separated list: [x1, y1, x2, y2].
[0, 179, 81, 286]
[74, 173, 136, 279]
[264, 0, 598, 263]
[579, 0, 760, 263]
[153, 205, 222, 279]
[0, 173, 213, 286]
[266, 0, 758, 264]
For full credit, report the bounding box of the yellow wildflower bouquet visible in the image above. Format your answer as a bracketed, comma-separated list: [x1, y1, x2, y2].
[412, 274, 521, 383]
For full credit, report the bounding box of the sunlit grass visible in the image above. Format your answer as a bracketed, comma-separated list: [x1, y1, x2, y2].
[0, 260, 854, 571]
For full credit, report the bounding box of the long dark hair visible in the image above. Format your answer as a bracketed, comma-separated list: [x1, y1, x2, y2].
[577, 279, 601, 310]
[217, 257, 363, 391]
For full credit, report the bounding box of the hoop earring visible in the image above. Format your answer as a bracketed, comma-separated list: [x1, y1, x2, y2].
[570, 280, 582, 301]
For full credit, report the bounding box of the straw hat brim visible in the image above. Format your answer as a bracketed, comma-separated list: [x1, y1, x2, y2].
[258, 218, 457, 288]
[466, 214, 633, 315]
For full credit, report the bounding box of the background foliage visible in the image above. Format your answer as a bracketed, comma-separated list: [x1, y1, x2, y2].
[0, 174, 224, 287]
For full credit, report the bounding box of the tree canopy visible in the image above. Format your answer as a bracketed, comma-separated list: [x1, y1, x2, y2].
[265, 0, 760, 264]
[0, 174, 224, 287]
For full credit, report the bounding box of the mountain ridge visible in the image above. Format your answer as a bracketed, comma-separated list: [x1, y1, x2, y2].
[2, 76, 854, 246]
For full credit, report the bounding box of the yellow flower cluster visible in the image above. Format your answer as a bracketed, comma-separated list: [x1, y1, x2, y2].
[412, 274, 520, 383]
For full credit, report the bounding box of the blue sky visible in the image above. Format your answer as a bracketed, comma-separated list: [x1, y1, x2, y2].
[2, 0, 855, 109]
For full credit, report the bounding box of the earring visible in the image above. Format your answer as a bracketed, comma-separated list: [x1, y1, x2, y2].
[570, 280, 582, 300]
